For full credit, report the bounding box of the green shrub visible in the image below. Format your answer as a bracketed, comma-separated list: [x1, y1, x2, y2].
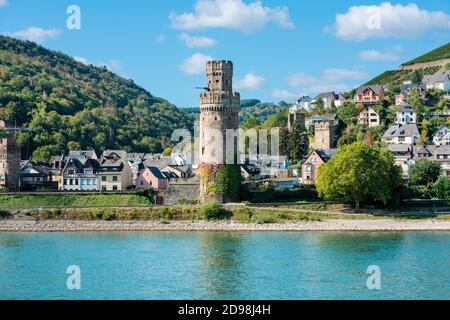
[434, 177, 450, 200]
[160, 207, 175, 219]
[402, 184, 435, 199]
[135, 189, 155, 204]
[0, 210, 12, 219]
[101, 211, 116, 221]
[199, 202, 229, 220]
[177, 198, 200, 205]
[253, 212, 276, 224]
[294, 212, 323, 222]
[232, 207, 253, 222]
[274, 210, 289, 220]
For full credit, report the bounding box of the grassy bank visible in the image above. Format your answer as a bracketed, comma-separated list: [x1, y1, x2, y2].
[0, 194, 151, 207]
[5, 206, 448, 224]
[6, 206, 324, 223]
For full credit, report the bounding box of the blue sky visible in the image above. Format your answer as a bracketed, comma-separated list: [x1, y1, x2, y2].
[1, 0, 449, 108]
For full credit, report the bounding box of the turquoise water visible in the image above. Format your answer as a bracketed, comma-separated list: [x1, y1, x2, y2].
[0, 232, 449, 300]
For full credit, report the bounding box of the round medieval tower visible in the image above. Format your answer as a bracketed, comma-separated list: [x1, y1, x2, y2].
[199, 60, 241, 203]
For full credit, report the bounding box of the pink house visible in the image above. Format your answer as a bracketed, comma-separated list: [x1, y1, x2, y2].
[136, 166, 169, 190]
[301, 149, 334, 185]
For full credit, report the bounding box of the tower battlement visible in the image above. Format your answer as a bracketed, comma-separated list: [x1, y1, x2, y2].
[200, 92, 240, 109]
[206, 60, 233, 71]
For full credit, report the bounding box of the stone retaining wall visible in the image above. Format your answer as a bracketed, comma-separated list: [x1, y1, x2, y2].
[399, 58, 450, 71]
[158, 183, 200, 205]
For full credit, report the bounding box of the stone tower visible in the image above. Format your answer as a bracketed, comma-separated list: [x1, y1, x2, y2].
[288, 111, 305, 132]
[313, 120, 336, 150]
[199, 60, 240, 164]
[0, 120, 21, 191]
[199, 60, 241, 203]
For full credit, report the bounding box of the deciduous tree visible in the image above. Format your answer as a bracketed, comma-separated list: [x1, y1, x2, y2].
[316, 142, 402, 208]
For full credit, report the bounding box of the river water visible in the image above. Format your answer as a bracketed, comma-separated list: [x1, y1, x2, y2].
[0, 232, 449, 300]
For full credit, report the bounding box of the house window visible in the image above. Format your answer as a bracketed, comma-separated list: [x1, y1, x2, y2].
[69, 179, 73, 185]
[64, 179, 67, 185]
[113, 186, 118, 191]
[113, 176, 118, 182]
[75, 179, 79, 185]
[140, 180, 144, 186]
[102, 176, 107, 182]
[68, 170, 74, 175]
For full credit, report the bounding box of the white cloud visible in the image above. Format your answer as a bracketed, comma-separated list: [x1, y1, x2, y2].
[74, 56, 89, 65]
[333, 2, 450, 41]
[285, 68, 368, 95]
[6, 27, 60, 43]
[359, 49, 399, 61]
[0, 0, 8, 8]
[234, 73, 265, 91]
[271, 89, 297, 101]
[170, 0, 294, 34]
[179, 33, 217, 48]
[180, 53, 213, 75]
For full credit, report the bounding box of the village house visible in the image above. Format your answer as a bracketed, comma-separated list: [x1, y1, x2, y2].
[127, 153, 147, 185]
[396, 104, 417, 125]
[413, 145, 450, 178]
[20, 161, 58, 191]
[395, 83, 427, 106]
[135, 166, 168, 190]
[144, 154, 172, 170]
[434, 146, 450, 178]
[382, 124, 419, 145]
[357, 107, 380, 127]
[413, 145, 434, 160]
[98, 150, 133, 191]
[301, 149, 335, 185]
[292, 96, 313, 112]
[387, 144, 413, 180]
[433, 126, 450, 146]
[61, 151, 100, 191]
[422, 70, 450, 92]
[354, 85, 385, 104]
[161, 165, 193, 179]
[49, 155, 66, 189]
[241, 154, 290, 178]
[313, 92, 345, 108]
[271, 177, 300, 189]
[240, 164, 262, 181]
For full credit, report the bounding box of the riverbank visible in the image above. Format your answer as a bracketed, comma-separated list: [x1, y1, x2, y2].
[1, 219, 450, 232]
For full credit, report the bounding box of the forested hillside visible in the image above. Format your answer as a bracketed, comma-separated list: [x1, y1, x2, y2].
[239, 99, 287, 123]
[0, 36, 194, 160]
